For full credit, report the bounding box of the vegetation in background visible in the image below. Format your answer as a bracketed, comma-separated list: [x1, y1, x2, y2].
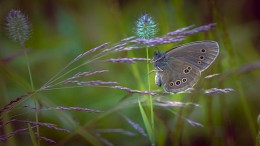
[0, 0, 259, 146]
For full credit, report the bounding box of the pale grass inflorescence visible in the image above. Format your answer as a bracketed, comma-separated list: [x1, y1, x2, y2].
[5, 9, 31, 46]
[135, 14, 159, 39]
[0, 9, 235, 145]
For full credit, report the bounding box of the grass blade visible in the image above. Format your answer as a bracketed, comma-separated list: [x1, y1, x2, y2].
[138, 98, 155, 144]
[28, 124, 37, 146]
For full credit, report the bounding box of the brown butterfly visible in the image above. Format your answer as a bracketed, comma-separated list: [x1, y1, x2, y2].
[153, 41, 219, 93]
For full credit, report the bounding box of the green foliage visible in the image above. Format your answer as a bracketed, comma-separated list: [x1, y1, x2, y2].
[0, 0, 259, 146]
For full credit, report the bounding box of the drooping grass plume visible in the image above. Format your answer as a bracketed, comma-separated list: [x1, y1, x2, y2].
[0, 119, 70, 133]
[74, 43, 110, 61]
[19, 120, 70, 133]
[38, 136, 56, 144]
[95, 133, 114, 146]
[154, 98, 199, 107]
[154, 97, 203, 127]
[0, 119, 16, 128]
[233, 61, 260, 74]
[48, 106, 103, 113]
[122, 115, 147, 137]
[0, 92, 32, 114]
[166, 25, 195, 35]
[130, 35, 184, 46]
[204, 88, 235, 95]
[109, 86, 157, 95]
[167, 23, 216, 36]
[220, 61, 260, 81]
[5, 9, 31, 45]
[64, 80, 118, 86]
[167, 109, 203, 127]
[96, 129, 136, 136]
[102, 42, 128, 53]
[0, 126, 36, 141]
[0, 119, 70, 142]
[1, 126, 57, 144]
[181, 116, 204, 127]
[106, 58, 150, 64]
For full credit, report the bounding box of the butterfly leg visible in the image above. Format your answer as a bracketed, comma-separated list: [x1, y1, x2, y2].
[152, 67, 164, 72]
[149, 67, 163, 74]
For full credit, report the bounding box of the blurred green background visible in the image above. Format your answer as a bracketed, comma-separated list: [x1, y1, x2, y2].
[0, 0, 260, 146]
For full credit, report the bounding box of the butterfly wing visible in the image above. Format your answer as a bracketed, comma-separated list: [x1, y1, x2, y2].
[166, 41, 219, 71]
[157, 58, 201, 93]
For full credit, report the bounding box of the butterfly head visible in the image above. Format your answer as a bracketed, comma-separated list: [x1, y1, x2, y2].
[153, 50, 165, 61]
[153, 50, 168, 70]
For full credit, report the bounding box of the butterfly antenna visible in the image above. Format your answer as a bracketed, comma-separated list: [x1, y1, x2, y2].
[155, 47, 159, 52]
[150, 47, 159, 63]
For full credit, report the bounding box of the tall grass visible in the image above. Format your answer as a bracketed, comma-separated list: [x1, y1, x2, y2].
[0, 0, 258, 145]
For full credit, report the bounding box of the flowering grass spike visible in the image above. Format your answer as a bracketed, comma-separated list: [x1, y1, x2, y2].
[135, 14, 158, 39]
[6, 9, 31, 45]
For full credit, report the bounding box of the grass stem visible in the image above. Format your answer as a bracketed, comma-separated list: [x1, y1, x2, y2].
[146, 46, 154, 130]
[23, 45, 40, 146]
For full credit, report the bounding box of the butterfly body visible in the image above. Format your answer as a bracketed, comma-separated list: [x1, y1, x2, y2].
[153, 41, 219, 93]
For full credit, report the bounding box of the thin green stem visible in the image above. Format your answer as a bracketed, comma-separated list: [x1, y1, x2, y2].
[146, 46, 154, 130]
[24, 50, 34, 90]
[28, 124, 37, 146]
[23, 45, 40, 146]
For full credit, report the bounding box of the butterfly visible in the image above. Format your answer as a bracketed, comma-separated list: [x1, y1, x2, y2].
[152, 41, 219, 93]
